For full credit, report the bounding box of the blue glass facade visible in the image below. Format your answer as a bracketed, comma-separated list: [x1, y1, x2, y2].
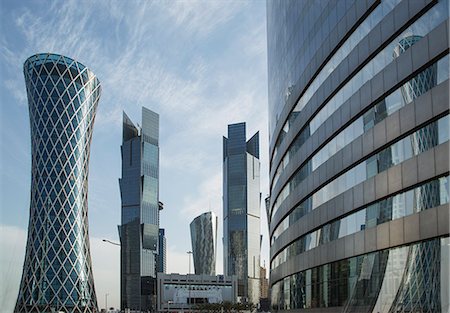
[157, 228, 166, 274]
[223, 123, 261, 304]
[15, 53, 101, 313]
[267, 0, 449, 312]
[119, 107, 161, 311]
[190, 212, 218, 275]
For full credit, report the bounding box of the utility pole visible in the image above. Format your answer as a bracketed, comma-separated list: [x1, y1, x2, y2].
[105, 293, 109, 312]
[187, 251, 193, 312]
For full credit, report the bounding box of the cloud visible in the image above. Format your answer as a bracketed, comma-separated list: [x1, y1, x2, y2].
[90, 237, 120, 310]
[180, 171, 222, 219]
[0, 225, 26, 312]
[167, 245, 190, 274]
[0, 224, 120, 310]
[4, 79, 27, 105]
[2, 0, 269, 287]
[163, 1, 247, 39]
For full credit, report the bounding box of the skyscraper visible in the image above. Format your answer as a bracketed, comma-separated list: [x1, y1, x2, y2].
[190, 211, 218, 275]
[119, 107, 161, 311]
[157, 228, 166, 274]
[15, 53, 101, 313]
[223, 123, 261, 304]
[266, 0, 449, 312]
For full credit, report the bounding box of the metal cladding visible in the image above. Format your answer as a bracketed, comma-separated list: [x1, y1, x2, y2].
[15, 53, 101, 313]
[267, 0, 450, 312]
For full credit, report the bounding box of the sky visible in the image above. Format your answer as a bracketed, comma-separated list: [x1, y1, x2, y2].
[0, 0, 268, 311]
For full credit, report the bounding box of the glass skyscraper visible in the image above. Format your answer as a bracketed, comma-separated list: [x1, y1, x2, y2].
[190, 211, 218, 275]
[157, 228, 166, 274]
[267, 0, 449, 312]
[223, 122, 261, 304]
[119, 107, 161, 311]
[15, 53, 101, 313]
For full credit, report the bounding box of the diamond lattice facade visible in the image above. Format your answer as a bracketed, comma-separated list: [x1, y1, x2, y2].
[190, 212, 218, 275]
[267, 0, 450, 312]
[15, 53, 101, 313]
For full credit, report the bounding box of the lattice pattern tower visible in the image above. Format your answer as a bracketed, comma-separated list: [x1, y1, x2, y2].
[15, 53, 101, 313]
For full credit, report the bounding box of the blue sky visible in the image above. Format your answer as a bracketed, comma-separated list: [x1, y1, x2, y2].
[0, 0, 269, 310]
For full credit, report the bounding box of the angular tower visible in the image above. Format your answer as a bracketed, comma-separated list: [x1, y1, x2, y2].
[190, 211, 218, 275]
[119, 107, 161, 312]
[15, 53, 101, 313]
[223, 123, 260, 304]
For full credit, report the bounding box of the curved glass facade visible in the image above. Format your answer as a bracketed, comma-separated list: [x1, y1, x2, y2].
[190, 212, 218, 275]
[271, 175, 450, 269]
[267, 0, 450, 312]
[271, 54, 449, 243]
[271, 238, 448, 312]
[15, 53, 101, 313]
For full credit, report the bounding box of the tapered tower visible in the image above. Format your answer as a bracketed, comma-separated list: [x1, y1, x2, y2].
[15, 53, 101, 313]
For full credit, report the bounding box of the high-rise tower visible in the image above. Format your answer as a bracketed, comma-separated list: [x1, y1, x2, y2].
[119, 107, 161, 311]
[266, 0, 449, 312]
[15, 53, 101, 313]
[190, 211, 218, 275]
[223, 122, 261, 304]
[157, 228, 166, 274]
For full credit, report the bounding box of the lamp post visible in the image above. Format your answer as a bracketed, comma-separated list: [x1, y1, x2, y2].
[102, 239, 120, 246]
[105, 293, 109, 312]
[102, 239, 118, 312]
[187, 251, 193, 312]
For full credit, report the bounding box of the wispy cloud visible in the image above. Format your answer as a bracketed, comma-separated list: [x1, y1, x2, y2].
[0, 225, 26, 312]
[163, 1, 247, 39]
[180, 171, 222, 218]
[0, 224, 121, 311]
[90, 237, 120, 309]
[1, 0, 268, 306]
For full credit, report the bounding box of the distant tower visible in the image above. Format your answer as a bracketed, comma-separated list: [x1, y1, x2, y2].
[190, 212, 218, 275]
[158, 228, 167, 273]
[157, 202, 166, 274]
[223, 122, 261, 304]
[15, 53, 101, 313]
[119, 107, 161, 311]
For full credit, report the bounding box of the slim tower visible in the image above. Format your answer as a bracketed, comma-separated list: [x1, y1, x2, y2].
[119, 107, 161, 311]
[223, 123, 260, 304]
[190, 211, 218, 275]
[157, 228, 166, 274]
[15, 53, 101, 313]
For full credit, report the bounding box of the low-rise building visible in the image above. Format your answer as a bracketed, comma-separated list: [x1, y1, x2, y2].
[157, 273, 238, 312]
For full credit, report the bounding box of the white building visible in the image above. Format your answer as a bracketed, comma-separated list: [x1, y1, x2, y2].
[157, 273, 238, 312]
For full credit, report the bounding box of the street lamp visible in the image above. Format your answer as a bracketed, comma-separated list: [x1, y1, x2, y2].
[187, 251, 193, 311]
[102, 239, 120, 246]
[105, 293, 109, 312]
[101, 240, 118, 312]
